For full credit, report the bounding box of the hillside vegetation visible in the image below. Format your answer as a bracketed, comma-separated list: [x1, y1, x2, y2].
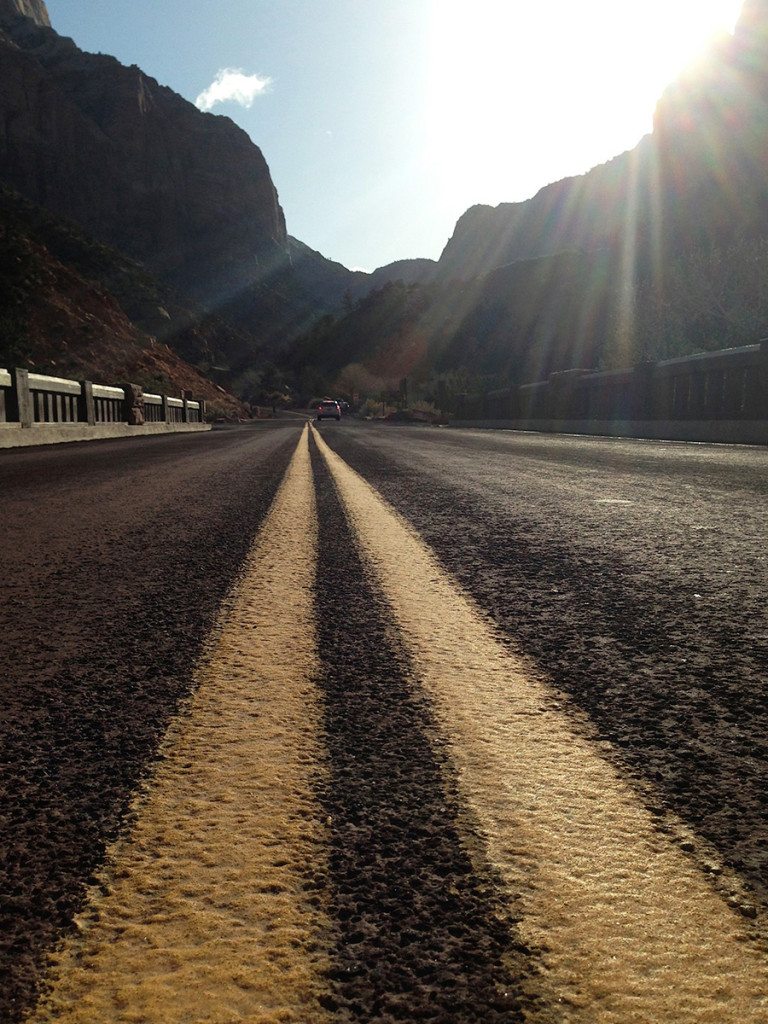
[0, 187, 248, 416]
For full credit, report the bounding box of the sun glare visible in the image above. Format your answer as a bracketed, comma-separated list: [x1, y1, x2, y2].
[426, 0, 743, 218]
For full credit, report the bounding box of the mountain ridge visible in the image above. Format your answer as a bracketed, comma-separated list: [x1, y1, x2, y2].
[434, 2, 768, 283]
[287, 0, 768, 400]
[2, 0, 766, 407]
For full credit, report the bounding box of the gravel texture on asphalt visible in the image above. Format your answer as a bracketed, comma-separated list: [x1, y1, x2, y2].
[0, 423, 302, 1024]
[4, 419, 766, 1023]
[26, 428, 333, 1024]
[316, 426, 768, 1022]
[309, 437, 542, 1024]
[317, 423, 768, 919]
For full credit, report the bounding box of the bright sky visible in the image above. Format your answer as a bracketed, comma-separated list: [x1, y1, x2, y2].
[45, 0, 743, 271]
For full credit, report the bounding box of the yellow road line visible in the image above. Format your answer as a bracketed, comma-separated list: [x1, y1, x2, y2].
[314, 426, 768, 1024]
[31, 426, 332, 1024]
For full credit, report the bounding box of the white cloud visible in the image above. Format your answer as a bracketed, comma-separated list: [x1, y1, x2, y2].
[195, 68, 272, 112]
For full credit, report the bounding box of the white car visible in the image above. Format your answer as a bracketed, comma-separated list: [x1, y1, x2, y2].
[316, 400, 341, 421]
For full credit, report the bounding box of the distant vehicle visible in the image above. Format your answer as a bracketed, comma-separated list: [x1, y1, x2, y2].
[316, 399, 341, 421]
[337, 400, 350, 416]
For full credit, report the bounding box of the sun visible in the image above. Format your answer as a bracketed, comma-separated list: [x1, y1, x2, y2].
[425, 0, 744, 216]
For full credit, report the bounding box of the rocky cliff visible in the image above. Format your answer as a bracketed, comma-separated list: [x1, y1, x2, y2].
[288, 0, 768, 395]
[0, 0, 49, 26]
[651, 0, 768, 255]
[0, 11, 287, 312]
[436, 141, 654, 280]
[0, 4, 383, 386]
[436, 0, 768, 281]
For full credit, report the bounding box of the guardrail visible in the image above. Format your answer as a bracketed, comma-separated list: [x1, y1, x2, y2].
[0, 368, 209, 448]
[451, 341, 768, 444]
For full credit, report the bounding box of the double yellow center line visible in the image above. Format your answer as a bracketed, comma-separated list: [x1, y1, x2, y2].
[30, 426, 767, 1023]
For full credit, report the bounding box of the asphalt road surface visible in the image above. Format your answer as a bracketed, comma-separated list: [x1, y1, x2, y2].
[1, 421, 766, 1023]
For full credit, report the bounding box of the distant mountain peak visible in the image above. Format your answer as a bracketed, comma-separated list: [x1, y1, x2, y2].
[0, 0, 50, 27]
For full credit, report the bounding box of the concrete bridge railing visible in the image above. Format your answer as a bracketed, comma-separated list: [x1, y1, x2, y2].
[0, 368, 210, 448]
[451, 341, 768, 445]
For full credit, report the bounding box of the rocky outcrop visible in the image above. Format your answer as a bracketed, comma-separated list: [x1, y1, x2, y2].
[0, 13, 287, 310]
[435, 138, 659, 280]
[0, 0, 49, 26]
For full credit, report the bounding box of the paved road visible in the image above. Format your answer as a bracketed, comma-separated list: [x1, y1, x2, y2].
[0, 423, 301, 1021]
[322, 423, 768, 900]
[2, 422, 767, 1023]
